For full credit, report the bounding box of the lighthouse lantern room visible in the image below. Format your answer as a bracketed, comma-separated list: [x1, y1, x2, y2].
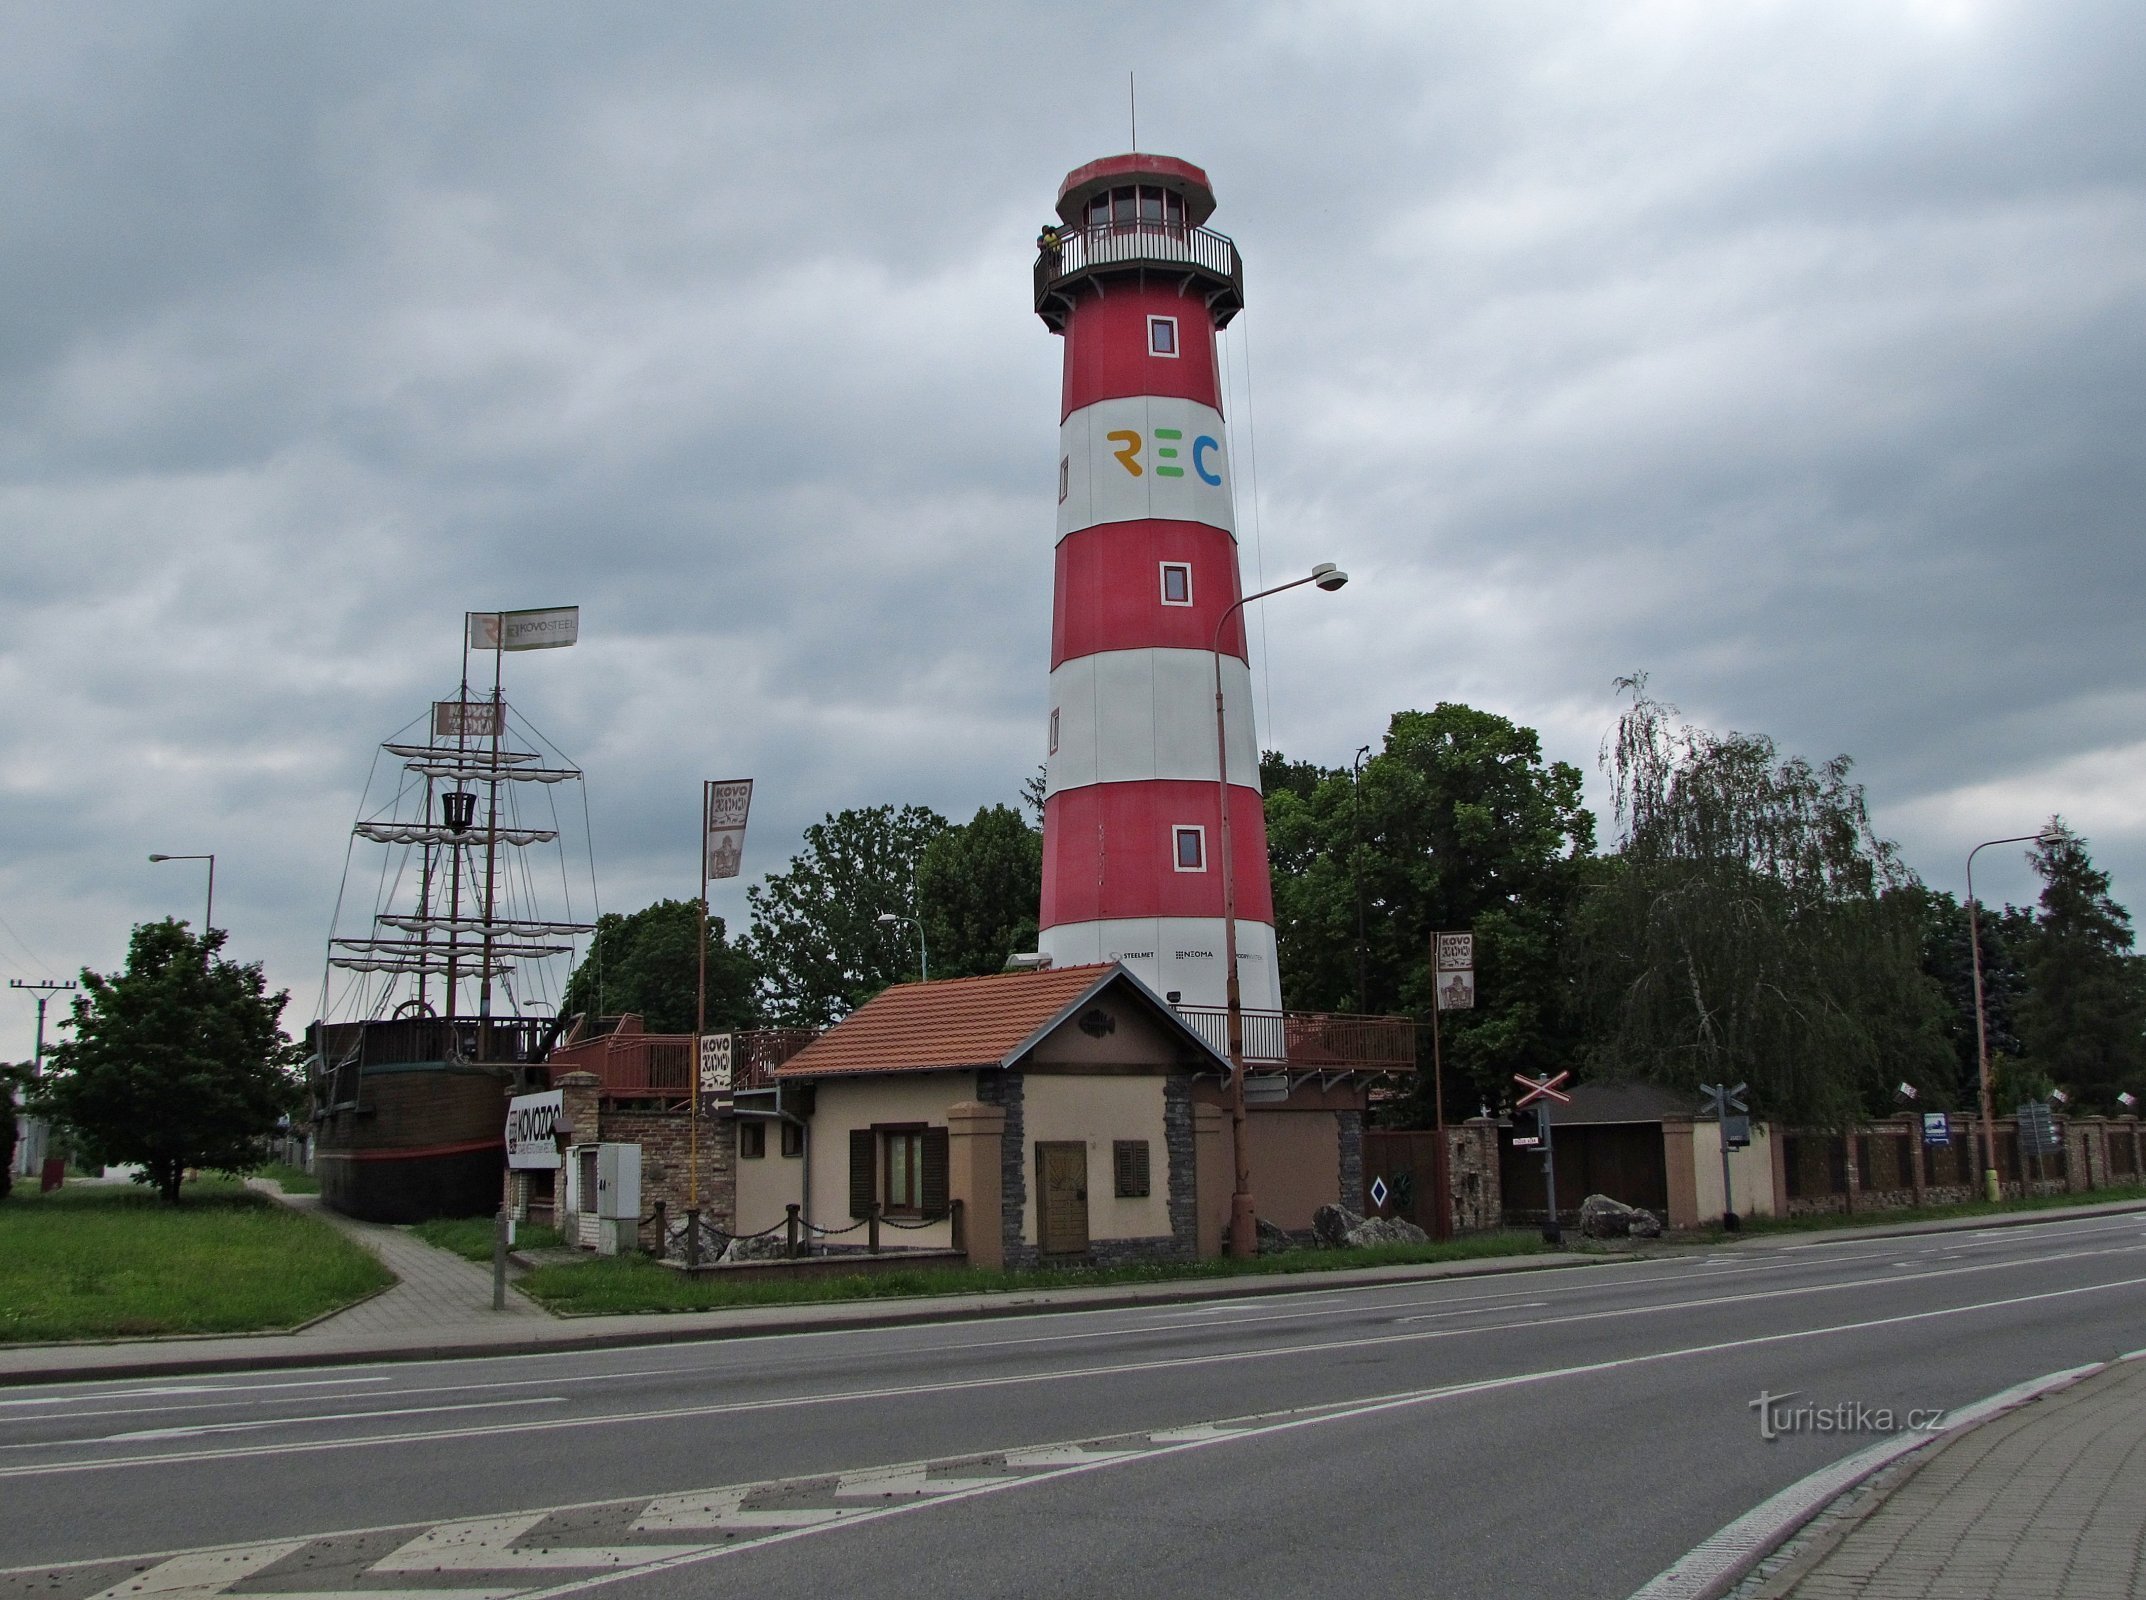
[1034, 153, 1276, 1014]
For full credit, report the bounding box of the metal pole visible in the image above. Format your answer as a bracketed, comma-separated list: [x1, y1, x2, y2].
[1352, 745, 1370, 1014]
[1715, 1085, 1738, 1231]
[1211, 569, 1333, 1259]
[1540, 1101, 1562, 1246]
[1968, 833, 2041, 1205]
[477, 624, 504, 1057]
[693, 784, 708, 1214]
[1428, 941, 1451, 1242]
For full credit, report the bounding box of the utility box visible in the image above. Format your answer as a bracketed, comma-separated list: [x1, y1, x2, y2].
[593, 1142, 642, 1257]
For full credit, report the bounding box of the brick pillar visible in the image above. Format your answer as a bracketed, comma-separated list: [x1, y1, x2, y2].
[1194, 1103, 1229, 1258]
[555, 1071, 601, 1233]
[1463, 1116, 1501, 1233]
[1766, 1123, 1790, 1217]
[1902, 1112, 1926, 1205]
[946, 1101, 1006, 1272]
[1662, 1115, 1699, 1230]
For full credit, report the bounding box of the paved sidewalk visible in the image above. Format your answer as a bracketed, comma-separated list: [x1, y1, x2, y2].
[269, 1188, 550, 1337]
[1762, 1355, 2146, 1599]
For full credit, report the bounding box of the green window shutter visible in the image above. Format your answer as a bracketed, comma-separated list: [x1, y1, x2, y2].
[1114, 1139, 1150, 1198]
[849, 1127, 876, 1219]
[922, 1126, 950, 1216]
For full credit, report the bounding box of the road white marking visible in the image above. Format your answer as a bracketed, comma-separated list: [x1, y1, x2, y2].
[79, 1543, 305, 1600]
[104, 1399, 563, 1442]
[1395, 1301, 1548, 1323]
[377, 1514, 703, 1570]
[0, 1378, 395, 1410]
[8, 1257, 2143, 1482]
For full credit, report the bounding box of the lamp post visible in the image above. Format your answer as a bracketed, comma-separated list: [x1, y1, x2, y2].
[148, 853, 215, 942]
[1351, 743, 1372, 1014]
[1215, 562, 1348, 1258]
[1967, 832, 2047, 1204]
[877, 912, 927, 982]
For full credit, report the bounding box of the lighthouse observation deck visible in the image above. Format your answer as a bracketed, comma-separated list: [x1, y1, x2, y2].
[1034, 219, 1244, 332]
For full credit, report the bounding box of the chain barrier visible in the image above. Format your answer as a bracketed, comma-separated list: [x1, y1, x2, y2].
[798, 1216, 868, 1236]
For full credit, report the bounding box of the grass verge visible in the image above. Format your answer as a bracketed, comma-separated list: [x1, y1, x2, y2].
[253, 1163, 319, 1195]
[0, 1177, 394, 1342]
[519, 1230, 1553, 1317]
[411, 1216, 563, 1262]
[1697, 1182, 2146, 1241]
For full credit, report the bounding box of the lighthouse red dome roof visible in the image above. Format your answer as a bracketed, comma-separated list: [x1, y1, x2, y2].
[1055, 153, 1217, 227]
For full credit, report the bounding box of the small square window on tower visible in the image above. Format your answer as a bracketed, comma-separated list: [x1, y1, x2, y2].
[1159, 562, 1193, 606]
[1147, 315, 1179, 358]
[1173, 825, 1206, 872]
[1049, 707, 1060, 754]
[1058, 454, 1070, 503]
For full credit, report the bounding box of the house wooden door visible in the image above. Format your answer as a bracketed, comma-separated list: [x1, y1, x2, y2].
[1037, 1142, 1089, 1255]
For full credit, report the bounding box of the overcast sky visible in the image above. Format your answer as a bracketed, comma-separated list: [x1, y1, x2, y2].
[4, 0, 2142, 1049]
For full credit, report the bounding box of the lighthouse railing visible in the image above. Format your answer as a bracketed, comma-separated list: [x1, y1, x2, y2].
[1034, 222, 1243, 310]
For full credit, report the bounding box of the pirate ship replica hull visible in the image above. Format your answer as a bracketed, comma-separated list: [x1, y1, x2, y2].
[308, 613, 593, 1223]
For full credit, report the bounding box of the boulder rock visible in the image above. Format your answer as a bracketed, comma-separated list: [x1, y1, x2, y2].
[1344, 1215, 1431, 1248]
[719, 1232, 792, 1263]
[1578, 1192, 1664, 1240]
[1313, 1203, 1366, 1248]
[1257, 1216, 1292, 1255]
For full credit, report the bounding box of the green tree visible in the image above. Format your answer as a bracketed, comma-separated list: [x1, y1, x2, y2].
[0, 1062, 29, 1201]
[1262, 704, 1595, 1118]
[559, 899, 758, 1035]
[917, 803, 1043, 980]
[2017, 821, 2146, 1110]
[33, 920, 297, 1204]
[1570, 680, 1952, 1126]
[746, 805, 948, 1025]
[1908, 886, 2035, 1107]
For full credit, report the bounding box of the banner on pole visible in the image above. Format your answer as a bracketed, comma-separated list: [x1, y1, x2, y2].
[469, 607, 580, 652]
[1435, 933, 1473, 972]
[1436, 969, 1475, 1011]
[699, 1033, 734, 1096]
[433, 699, 504, 739]
[704, 780, 754, 881]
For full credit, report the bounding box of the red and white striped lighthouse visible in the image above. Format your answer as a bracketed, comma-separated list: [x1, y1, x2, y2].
[1034, 154, 1278, 1014]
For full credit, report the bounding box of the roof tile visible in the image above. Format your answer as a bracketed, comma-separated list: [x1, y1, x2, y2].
[776, 964, 1120, 1078]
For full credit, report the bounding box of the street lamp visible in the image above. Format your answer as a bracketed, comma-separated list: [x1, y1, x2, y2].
[1351, 743, 1372, 1014]
[1215, 561, 1349, 1258]
[148, 853, 215, 941]
[1967, 831, 2050, 1204]
[877, 912, 927, 982]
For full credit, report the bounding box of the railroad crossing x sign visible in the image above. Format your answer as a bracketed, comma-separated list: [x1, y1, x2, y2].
[1512, 1071, 1571, 1108]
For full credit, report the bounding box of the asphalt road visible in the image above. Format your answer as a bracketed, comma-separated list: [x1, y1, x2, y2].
[5, 1211, 2144, 1600]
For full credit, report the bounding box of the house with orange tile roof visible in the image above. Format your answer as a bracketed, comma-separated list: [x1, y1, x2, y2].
[729, 961, 1374, 1268]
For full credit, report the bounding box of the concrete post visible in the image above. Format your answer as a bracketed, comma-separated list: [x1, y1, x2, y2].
[1662, 1114, 1699, 1230]
[946, 1101, 1006, 1272]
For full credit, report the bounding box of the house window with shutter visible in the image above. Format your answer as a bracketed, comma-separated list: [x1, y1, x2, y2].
[1114, 1139, 1151, 1199]
[851, 1123, 949, 1218]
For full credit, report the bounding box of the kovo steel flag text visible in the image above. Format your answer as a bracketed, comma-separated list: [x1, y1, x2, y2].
[705, 780, 754, 881]
[469, 606, 580, 652]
